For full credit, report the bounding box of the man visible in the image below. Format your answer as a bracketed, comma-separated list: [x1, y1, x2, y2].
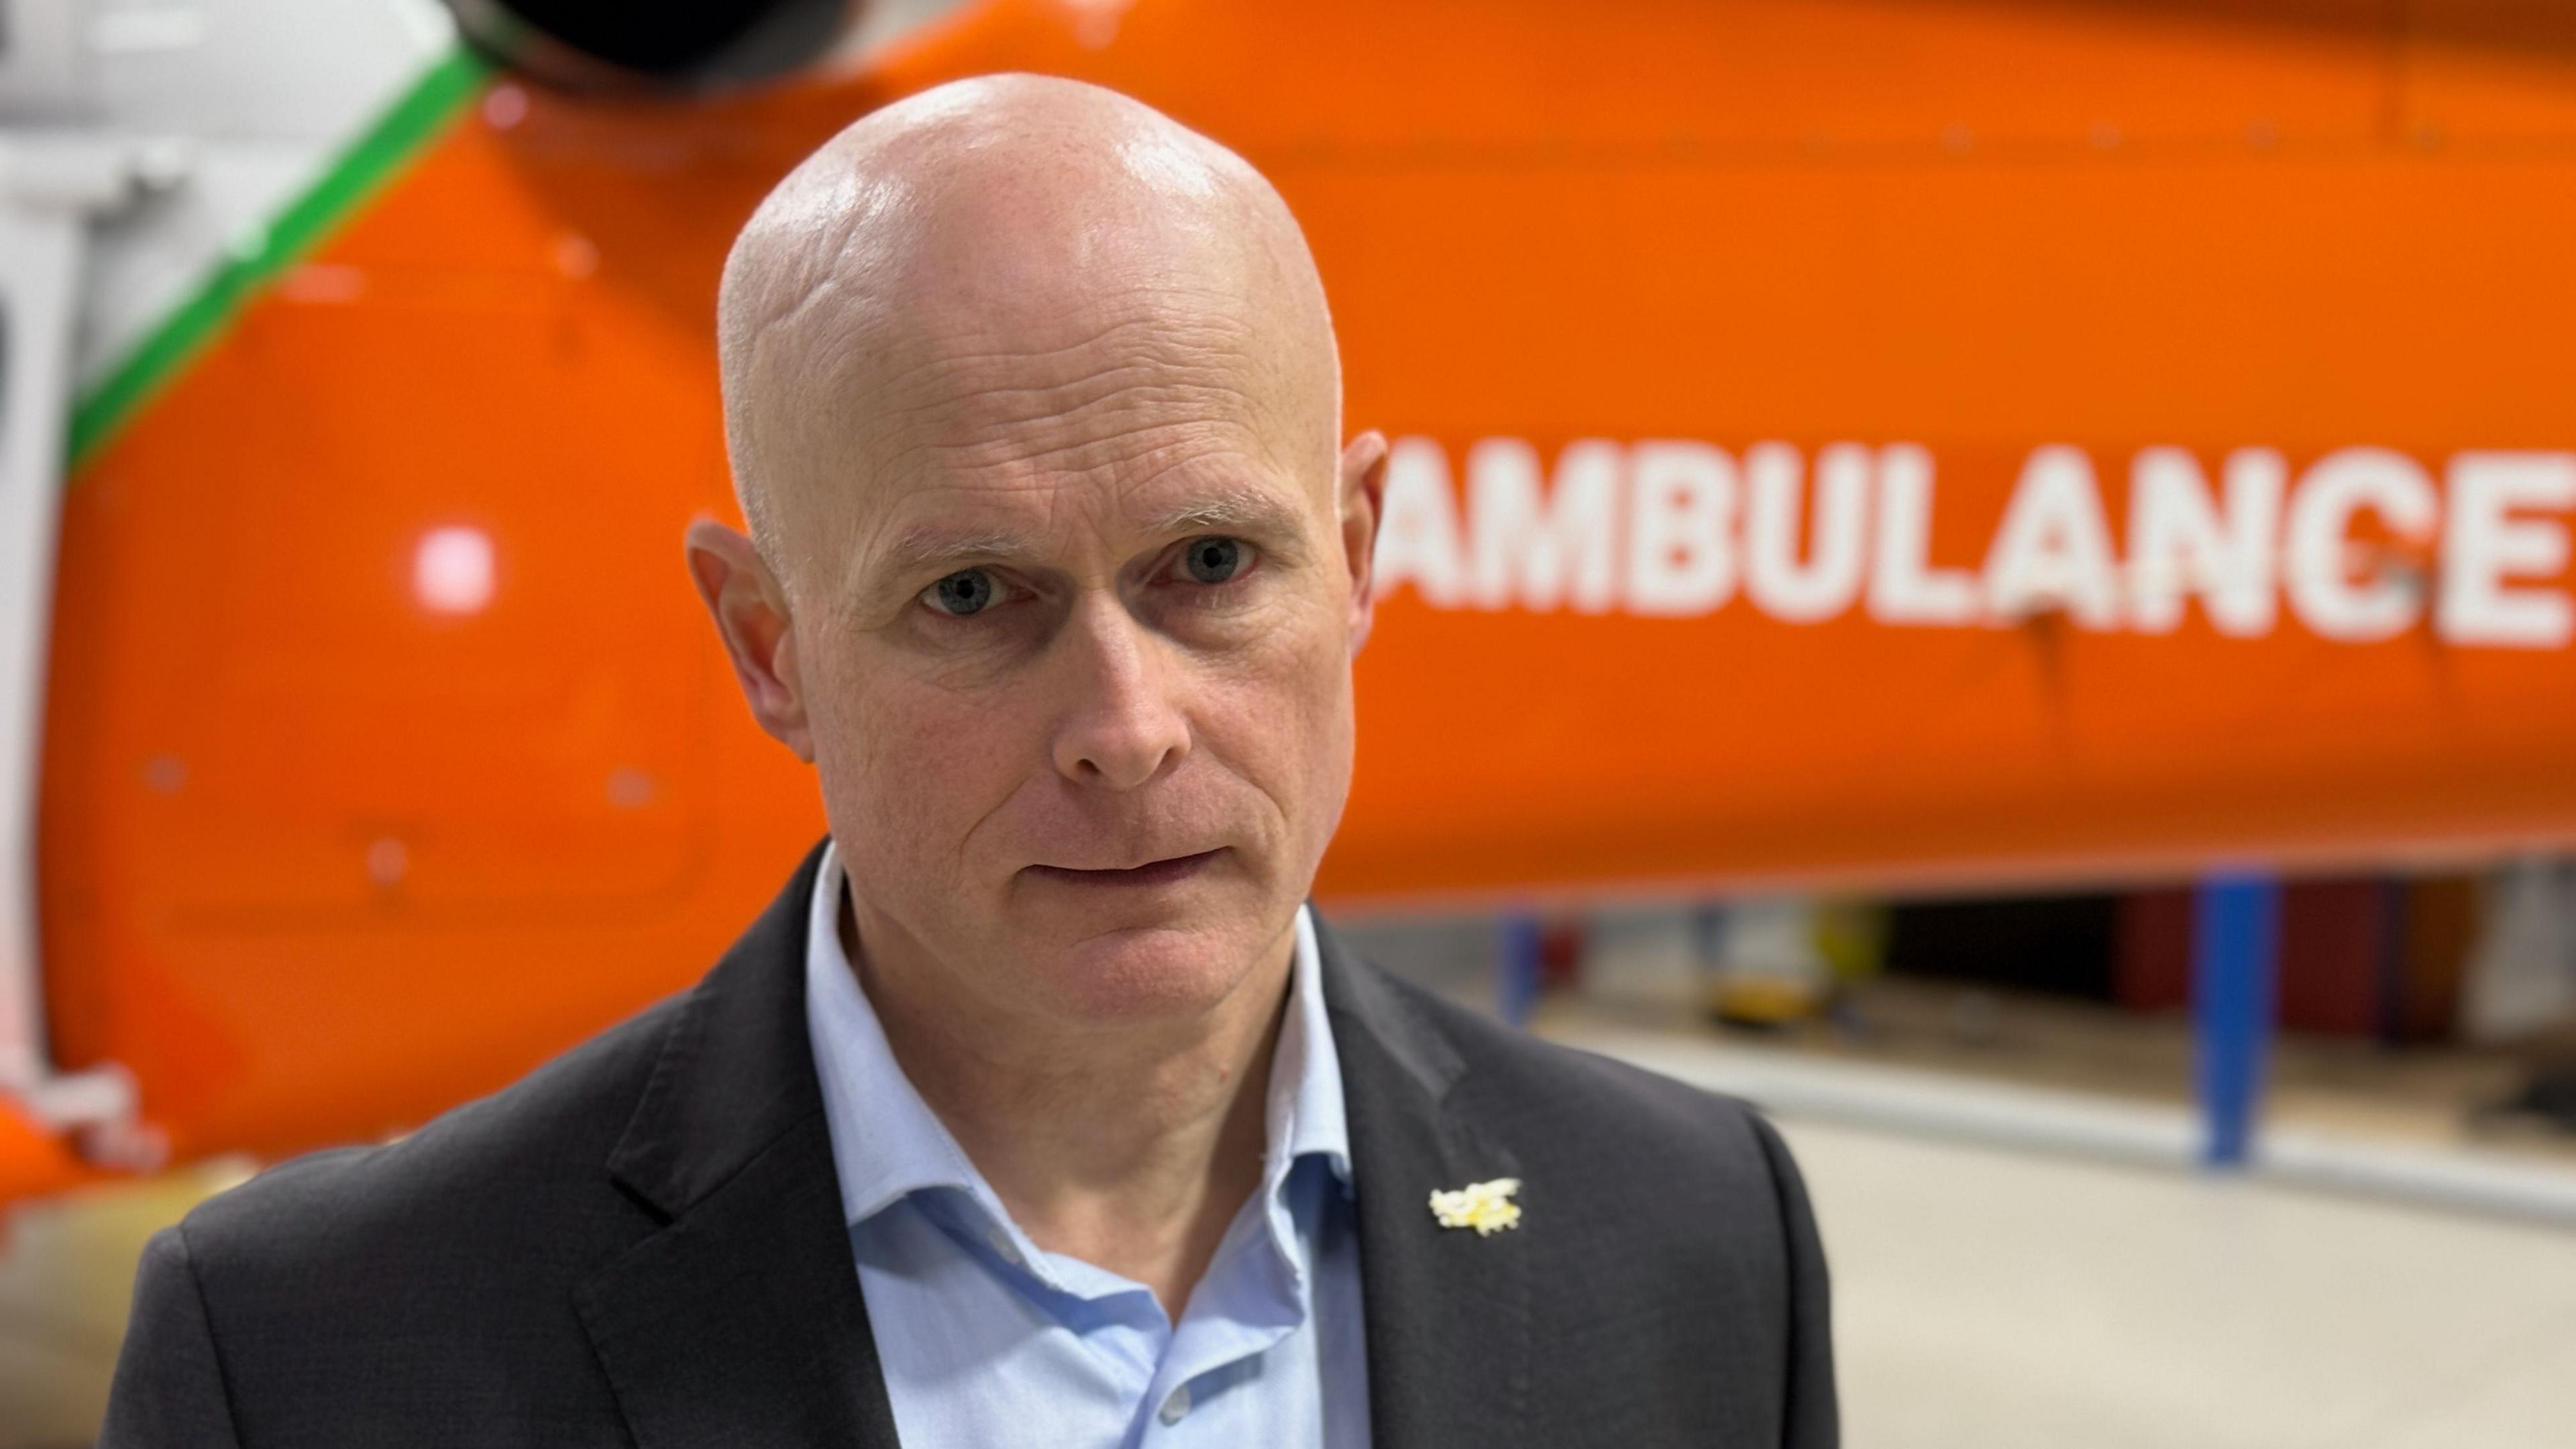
[101, 74, 1833, 1447]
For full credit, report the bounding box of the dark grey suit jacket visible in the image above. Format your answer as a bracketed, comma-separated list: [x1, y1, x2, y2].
[101, 839, 1835, 1446]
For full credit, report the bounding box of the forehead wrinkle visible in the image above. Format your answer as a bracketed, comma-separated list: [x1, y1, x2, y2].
[858, 358, 1303, 506]
[792, 282, 1305, 496]
[885, 378, 1273, 470]
[873, 412, 1297, 534]
[724, 167, 919, 431]
[862, 325, 1312, 497]
[863, 292, 1275, 419]
[874, 345, 1270, 445]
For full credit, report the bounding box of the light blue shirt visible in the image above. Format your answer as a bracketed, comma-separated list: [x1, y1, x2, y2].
[803, 842, 1372, 1448]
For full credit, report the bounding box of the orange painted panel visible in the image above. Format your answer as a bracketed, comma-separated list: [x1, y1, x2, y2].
[2399, 2, 2576, 141]
[32, 0, 2576, 1173]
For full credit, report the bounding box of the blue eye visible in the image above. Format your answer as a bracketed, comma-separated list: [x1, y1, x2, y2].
[927, 569, 995, 616]
[1183, 537, 1242, 584]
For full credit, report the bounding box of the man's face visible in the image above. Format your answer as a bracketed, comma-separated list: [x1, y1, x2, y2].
[778, 282, 1375, 1027]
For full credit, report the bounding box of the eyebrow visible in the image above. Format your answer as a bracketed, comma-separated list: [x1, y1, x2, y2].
[875, 525, 1039, 581]
[1137, 485, 1307, 541]
[871, 483, 1311, 584]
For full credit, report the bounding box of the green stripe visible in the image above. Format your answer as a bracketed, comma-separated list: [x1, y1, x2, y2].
[66, 46, 491, 470]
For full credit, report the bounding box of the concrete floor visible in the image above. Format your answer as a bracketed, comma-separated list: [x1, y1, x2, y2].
[1787, 1119, 2576, 1449]
[6, 1108, 2575, 1446]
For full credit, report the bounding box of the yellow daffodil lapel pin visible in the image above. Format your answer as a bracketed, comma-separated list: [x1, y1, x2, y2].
[1428, 1177, 1523, 1236]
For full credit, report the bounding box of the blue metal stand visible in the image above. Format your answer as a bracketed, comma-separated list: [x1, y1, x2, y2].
[2192, 872, 2282, 1168]
[1497, 911, 1543, 1026]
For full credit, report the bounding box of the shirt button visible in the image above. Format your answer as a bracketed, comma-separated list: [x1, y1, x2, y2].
[1159, 1384, 1191, 1425]
[983, 1224, 1020, 1265]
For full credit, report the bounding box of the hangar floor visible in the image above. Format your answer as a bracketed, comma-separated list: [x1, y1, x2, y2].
[6, 1040, 2575, 1446]
[1788, 1118, 2576, 1449]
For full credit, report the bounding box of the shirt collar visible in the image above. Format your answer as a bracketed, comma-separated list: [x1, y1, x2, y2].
[1271, 899, 1353, 1192]
[802, 839, 1352, 1240]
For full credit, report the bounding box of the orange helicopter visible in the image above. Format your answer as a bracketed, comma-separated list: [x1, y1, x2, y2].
[8, 0, 2576, 1202]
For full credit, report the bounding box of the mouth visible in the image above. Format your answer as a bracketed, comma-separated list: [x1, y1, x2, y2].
[1024, 848, 1226, 889]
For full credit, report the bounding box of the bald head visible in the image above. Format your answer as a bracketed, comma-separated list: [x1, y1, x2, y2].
[687, 73, 1389, 1045]
[716, 74, 1341, 594]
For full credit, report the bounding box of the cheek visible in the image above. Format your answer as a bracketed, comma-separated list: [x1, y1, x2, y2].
[808, 647, 1036, 849]
[1196, 603, 1356, 824]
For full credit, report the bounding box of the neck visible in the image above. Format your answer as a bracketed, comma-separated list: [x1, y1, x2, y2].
[843, 893, 1295, 1318]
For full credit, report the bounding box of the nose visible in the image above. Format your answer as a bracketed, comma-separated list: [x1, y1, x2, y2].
[1047, 597, 1191, 790]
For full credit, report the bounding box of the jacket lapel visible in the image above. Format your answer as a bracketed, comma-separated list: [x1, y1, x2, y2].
[574, 838, 902, 1449]
[569, 854, 1532, 1448]
[1318, 914, 1535, 1446]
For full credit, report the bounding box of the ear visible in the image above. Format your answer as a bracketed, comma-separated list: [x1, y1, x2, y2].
[1336, 430, 1390, 656]
[684, 517, 814, 763]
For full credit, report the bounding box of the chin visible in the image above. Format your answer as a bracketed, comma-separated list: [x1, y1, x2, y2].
[1022, 913, 1281, 1023]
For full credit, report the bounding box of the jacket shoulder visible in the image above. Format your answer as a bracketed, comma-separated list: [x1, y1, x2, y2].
[1366, 961, 1779, 1165]
[109, 998, 690, 1444]
[175, 990, 682, 1305]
